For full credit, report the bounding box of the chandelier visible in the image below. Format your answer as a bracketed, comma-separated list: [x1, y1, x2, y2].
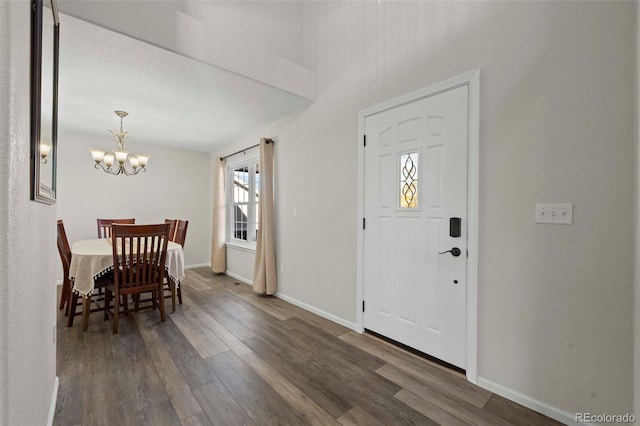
[89, 110, 149, 176]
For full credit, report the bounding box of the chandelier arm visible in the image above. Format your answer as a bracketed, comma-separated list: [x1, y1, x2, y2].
[120, 164, 136, 176]
[94, 162, 147, 176]
[95, 163, 111, 173]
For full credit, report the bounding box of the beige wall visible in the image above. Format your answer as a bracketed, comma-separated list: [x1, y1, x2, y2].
[0, 2, 58, 424]
[226, 247, 255, 284]
[177, 1, 308, 68]
[215, 0, 636, 420]
[56, 0, 316, 100]
[56, 131, 212, 277]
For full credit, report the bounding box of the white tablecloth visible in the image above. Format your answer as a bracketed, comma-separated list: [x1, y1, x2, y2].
[69, 238, 185, 297]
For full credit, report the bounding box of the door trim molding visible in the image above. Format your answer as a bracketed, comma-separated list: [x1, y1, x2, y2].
[356, 69, 480, 384]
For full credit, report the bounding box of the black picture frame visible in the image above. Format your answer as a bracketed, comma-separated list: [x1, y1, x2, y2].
[30, 0, 59, 204]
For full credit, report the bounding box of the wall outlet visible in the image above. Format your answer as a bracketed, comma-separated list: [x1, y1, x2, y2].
[293, 208, 298, 218]
[280, 263, 284, 273]
[535, 203, 573, 224]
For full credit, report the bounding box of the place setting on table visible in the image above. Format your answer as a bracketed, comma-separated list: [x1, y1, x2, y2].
[57, 218, 188, 333]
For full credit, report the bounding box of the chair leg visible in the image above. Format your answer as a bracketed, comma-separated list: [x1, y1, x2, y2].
[64, 281, 72, 317]
[113, 293, 120, 334]
[59, 279, 69, 311]
[67, 292, 79, 327]
[64, 291, 71, 317]
[158, 286, 166, 322]
[170, 281, 176, 313]
[177, 284, 182, 305]
[104, 289, 111, 321]
[82, 296, 91, 332]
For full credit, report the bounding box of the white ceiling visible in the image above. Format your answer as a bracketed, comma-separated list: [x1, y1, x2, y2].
[58, 13, 311, 152]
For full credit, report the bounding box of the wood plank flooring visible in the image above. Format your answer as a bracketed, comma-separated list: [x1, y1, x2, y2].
[55, 268, 563, 426]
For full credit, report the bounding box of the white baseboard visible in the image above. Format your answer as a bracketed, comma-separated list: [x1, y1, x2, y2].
[222, 273, 357, 331]
[477, 377, 579, 425]
[185, 263, 211, 270]
[274, 291, 358, 331]
[222, 272, 357, 331]
[56, 280, 62, 286]
[225, 271, 253, 285]
[47, 376, 59, 426]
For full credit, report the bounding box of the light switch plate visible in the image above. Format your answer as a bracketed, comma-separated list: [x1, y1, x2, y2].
[535, 203, 573, 224]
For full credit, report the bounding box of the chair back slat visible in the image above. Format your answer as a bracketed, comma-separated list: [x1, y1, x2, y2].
[97, 218, 135, 238]
[111, 223, 170, 294]
[164, 219, 177, 242]
[174, 220, 189, 247]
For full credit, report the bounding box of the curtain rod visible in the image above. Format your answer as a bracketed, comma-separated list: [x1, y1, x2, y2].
[219, 139, 274, 161]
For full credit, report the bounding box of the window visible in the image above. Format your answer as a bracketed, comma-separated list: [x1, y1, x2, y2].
[228, 158, 260, 247]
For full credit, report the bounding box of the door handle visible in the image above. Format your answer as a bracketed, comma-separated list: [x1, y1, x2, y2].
[438, 247, 461, 257]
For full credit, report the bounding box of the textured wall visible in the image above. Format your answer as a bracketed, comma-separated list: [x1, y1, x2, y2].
[0, 2, 58, 425]
[215, 0, 636, 420]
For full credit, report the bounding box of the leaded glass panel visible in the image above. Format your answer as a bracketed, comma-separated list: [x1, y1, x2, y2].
[400, 152, 418, 208]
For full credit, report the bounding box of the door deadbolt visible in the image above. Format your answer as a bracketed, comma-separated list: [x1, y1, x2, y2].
[438, 247, 461, 257]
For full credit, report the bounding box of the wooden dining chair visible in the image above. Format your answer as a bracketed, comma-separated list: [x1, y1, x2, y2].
[172, 220, 188, 307]
[104, 223, 170, 334]
[164, 219, 177, 242]
[97, 218, 135, 238]
[161, 219, 188, 311]
[58, 220, 109, 331]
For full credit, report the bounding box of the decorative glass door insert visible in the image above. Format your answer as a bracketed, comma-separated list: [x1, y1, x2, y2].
[400, 152, 418, 208]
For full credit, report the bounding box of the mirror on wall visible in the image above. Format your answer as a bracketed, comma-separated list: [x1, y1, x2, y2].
[30, 0, 59, 204]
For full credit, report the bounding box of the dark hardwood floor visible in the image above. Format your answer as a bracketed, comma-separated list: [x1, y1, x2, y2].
[55, 268, 563, 426]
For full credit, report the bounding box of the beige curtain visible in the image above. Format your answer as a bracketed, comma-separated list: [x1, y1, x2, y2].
[253, 138, 276, 295]
[211, 158, 226, 273]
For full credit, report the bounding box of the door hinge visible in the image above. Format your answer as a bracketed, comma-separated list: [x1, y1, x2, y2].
[363, 135, 366, 147]
[362, 218, 366, 229]
[362, 300, 365, 312]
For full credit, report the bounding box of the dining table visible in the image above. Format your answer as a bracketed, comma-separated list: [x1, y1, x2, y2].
[69, 238, 185, 297]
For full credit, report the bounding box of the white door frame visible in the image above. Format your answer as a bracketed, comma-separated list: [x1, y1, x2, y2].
[356, 69, 480, 383]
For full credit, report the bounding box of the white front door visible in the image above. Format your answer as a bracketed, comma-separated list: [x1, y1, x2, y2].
[363, 85, 469, 369]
